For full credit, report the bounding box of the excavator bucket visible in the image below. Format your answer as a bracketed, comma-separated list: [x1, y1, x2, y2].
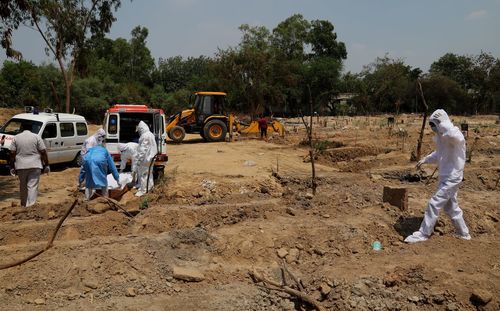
[238, 119, 285, 137]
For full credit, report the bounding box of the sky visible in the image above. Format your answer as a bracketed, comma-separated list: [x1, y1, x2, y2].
[1, 0, 499, 73]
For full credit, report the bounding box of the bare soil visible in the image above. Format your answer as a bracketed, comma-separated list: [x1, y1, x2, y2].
[0, 111, 499, 311]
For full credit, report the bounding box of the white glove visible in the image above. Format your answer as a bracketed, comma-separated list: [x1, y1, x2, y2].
[10, 168, 16, 176]
[43, 165, 50, 175]
[416, 159, 425, 170]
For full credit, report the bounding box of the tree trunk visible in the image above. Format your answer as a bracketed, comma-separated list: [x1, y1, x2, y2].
[64, 81, 71, 113]
[56, 56, 72, 113]
[49, 81, 61, 112]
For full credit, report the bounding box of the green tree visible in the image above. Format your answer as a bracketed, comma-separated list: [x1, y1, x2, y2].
[154, 55, 212, 93]
[430, 53, 474, 91]
[129, 26, 154, 85]
[213, 24, 275, 116]
[72, 76, 111, 122]
[0, 60, 42, 106]
[361, 56, 415, 113]
[303, 19, 346, 114]
[0, 0, 29, 59]
[1, 0, 123, 113]
[421, 74, 467, 114]
[430, 52, 500, 114]
[272, 14, 310, 60]
[308, 19, 346, 60]
[469, 52, 500, 113]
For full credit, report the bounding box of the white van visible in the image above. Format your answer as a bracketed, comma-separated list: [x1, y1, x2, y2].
[0, 110, 88, 167]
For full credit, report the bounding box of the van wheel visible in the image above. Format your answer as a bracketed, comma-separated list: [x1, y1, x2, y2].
[203, 119, 227, 142]
[169, 126, 185, 143]
[73, 152, 83, 167]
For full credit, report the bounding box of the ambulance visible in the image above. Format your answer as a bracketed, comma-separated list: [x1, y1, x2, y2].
[103, 104, 168, 180]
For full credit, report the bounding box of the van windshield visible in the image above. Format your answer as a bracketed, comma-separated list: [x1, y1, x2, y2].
[118, 113, 154, 143]
[0, 118, 43, 135]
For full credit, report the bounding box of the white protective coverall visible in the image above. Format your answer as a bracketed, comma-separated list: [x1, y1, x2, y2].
[81, 128, 106, 156]
[405, 109, 471, 243]
[118, 142, 139, 172]
[134, 121, 157, 197]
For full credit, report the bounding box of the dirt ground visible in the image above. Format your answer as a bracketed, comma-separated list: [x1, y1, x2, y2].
[0, 111, 499, 311]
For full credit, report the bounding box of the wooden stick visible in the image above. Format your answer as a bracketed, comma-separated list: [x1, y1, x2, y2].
[250, 270, 326, 311]
[276, 155, 279, 175]
[0, 199, 79, 270]
[307, 85, 317, 195]
[96, 193, 134, 218]
[280, 267, 288, 287]
[415, 80, 429, 161]
[467, 137, 479, 163]
[425, 167, 438, 185]
[282, 261, 304, 292]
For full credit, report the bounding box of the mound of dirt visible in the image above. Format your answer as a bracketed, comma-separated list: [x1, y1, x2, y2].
[0, 111, 498, 310]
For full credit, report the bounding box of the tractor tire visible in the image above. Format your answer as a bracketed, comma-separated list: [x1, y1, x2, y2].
[203, 119, 227, 142]
[169, 126, 186, 143]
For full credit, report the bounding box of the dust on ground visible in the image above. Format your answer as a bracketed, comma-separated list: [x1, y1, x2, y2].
[0, 110, 499, 311]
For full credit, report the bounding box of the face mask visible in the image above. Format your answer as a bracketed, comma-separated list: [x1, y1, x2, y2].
[429, 122, 438, 133]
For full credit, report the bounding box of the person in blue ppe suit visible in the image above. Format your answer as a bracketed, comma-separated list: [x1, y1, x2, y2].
[79, 145, 121, 200]
[405, 109, 471, 243]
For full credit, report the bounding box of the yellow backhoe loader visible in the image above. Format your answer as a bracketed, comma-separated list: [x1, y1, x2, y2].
[165, 92, 285, 143]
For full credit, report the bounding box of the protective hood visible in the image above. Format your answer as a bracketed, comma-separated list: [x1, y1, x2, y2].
[95, 128, 106, 138]
[429, 109, 453, 135]
[136, 121, 150, 136]
[118, 142, 138, 153]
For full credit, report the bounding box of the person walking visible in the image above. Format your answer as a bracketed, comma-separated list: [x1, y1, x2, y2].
[405, 109, 471, 243]
[9, 124, 49, 207]
[258, 115, 268, 140]
[134, 121, 157, 197]
[79, 145, 120, 200]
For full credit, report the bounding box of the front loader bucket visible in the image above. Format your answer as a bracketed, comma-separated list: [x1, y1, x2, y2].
[238, 120, 285, 137]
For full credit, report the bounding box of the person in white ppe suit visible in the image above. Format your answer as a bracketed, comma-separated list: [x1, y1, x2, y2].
[405, 109, 471, 243]
[134, 121, 157, 197]
[118, 142, 139, 173]
[81, 128, 106, 156]
[118, 142, 139, 188]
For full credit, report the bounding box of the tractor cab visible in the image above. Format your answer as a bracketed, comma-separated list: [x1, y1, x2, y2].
[192, 92, 227, 127]
[166, 92, 231, 143]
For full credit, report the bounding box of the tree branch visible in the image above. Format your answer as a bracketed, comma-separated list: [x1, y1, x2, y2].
[29, 8, 57, 58]
[250, 270, 326, 311]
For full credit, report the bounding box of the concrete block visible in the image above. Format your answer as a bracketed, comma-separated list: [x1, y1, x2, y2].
[383, 186, 408, 210]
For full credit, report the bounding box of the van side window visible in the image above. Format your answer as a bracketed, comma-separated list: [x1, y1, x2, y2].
[108, 115, 118, 134]
[60, 123, 75, 137]
[76, 122, 88, 136]
[42, 123, 57, 139]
